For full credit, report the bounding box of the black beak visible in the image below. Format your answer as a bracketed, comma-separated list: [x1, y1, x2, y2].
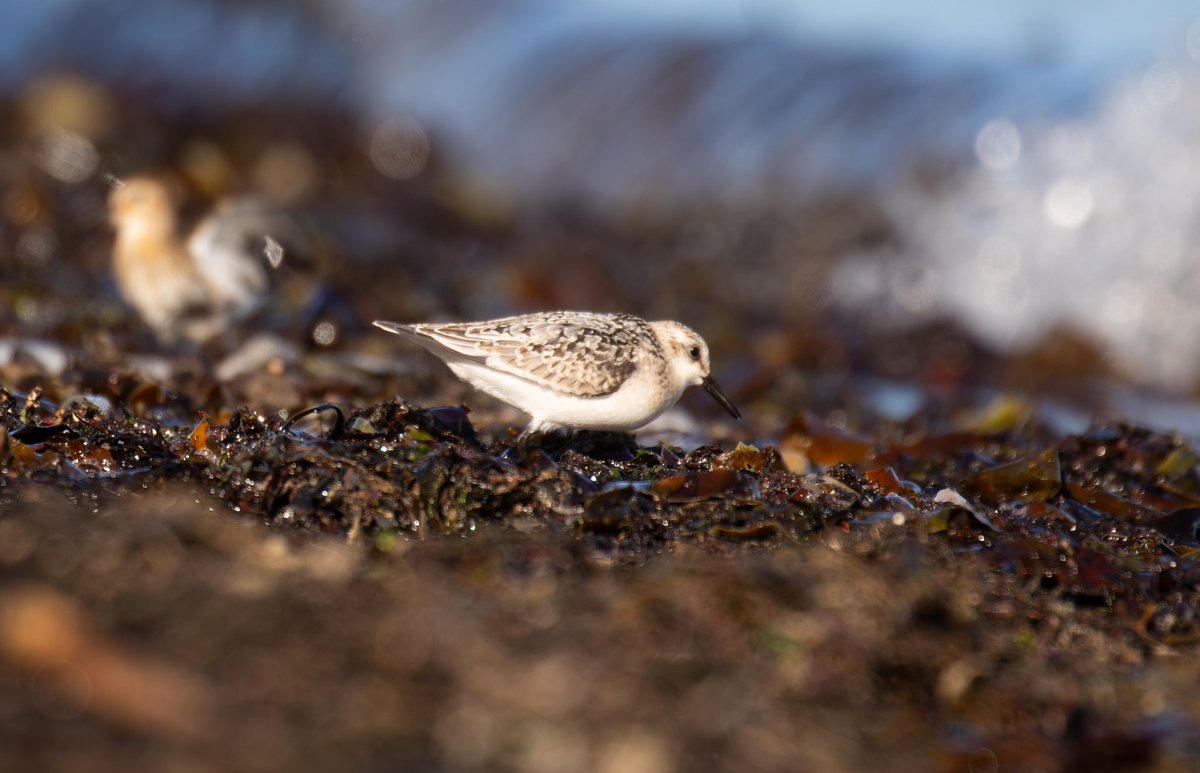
[701, 374, 741, 420]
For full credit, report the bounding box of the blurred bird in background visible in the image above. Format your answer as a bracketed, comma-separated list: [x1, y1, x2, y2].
[107, 175, 298, 345]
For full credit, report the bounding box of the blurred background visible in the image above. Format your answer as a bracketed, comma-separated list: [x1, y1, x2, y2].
[6, 5, 1200, 771]
[3, 0, 1200, 420]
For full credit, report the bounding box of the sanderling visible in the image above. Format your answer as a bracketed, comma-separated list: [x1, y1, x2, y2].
[108, 176, 288, 344]
[374, 311, 741, 434]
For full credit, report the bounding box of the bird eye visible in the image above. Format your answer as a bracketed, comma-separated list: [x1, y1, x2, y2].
[688, 346, 701, 360]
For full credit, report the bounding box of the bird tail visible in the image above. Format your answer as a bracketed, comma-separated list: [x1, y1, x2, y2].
[372, 320, 489, 365]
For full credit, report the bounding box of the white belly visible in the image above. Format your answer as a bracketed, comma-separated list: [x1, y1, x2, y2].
[446, 360, 681, 432]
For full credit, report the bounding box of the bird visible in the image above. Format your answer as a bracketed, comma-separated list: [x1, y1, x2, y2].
[373, 311, 741, 434]
[107, 175, 286, 344]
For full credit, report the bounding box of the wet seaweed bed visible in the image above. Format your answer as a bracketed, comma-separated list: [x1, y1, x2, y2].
[4, 90, 1200, 772]
[4, 379, 1200, 771]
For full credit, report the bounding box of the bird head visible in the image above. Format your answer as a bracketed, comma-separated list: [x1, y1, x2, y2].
[652, 321, 741, 420]
[107, 175, 178, 239]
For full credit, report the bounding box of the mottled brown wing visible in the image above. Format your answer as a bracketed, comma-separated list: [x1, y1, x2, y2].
[414, 312, 651, 397]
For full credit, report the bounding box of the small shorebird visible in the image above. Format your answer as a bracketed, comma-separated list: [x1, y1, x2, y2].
[108, 175, 284, 344]
[374, 311, 740, 434]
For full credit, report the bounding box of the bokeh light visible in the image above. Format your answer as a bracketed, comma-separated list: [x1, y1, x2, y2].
[4, 186, 41, 226]
[312, 321, 337, 347]
[974, 119, 1021, 171]
[31, 128, 98, 183]
[1042, 178, 1094, 229]
[253, 142, 318, 204]
[1141, 62, 1182, 107]
[15, 231, 56, 268]
[974, 235, 1022, 283]
[369, 118, 430, 180]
